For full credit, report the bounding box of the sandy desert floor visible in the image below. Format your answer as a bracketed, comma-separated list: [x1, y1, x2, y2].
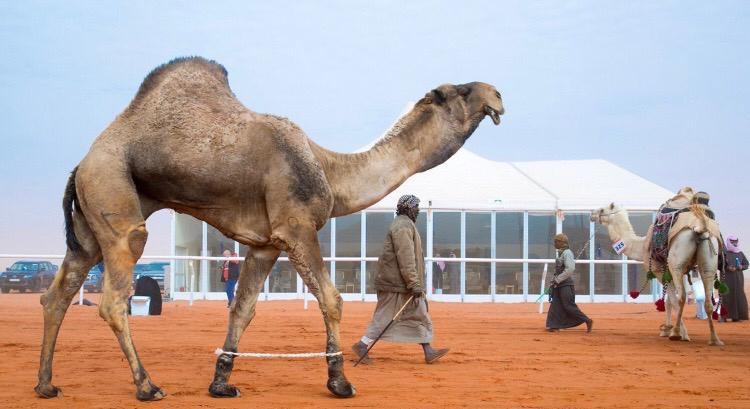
[0, 293, 748, 408]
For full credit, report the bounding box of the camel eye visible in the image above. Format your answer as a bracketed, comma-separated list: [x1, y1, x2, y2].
[495, 91, 501, 99]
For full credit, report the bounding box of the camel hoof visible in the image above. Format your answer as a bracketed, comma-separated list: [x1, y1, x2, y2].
[659, 331, 670, 337]
[709, 340, 725, 347]
[34, 383, 62, 399]
[136, 384, 166, 401]
[208, 382, 241, 398]
[668, 334, 682, 341]
[327, 377, 356, 398]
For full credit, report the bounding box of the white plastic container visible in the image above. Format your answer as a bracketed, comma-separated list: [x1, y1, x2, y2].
[130, 296, 151, 316]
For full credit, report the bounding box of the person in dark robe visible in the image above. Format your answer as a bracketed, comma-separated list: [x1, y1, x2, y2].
[447, 251, 459, 293]
[432, 252, 446, 294]
[352, 195, 449, 364]
[545, 233, 593, 332]
[721, 235, 748, 322]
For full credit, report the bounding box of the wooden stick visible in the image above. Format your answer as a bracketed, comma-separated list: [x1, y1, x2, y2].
[354, 294, 415, 367]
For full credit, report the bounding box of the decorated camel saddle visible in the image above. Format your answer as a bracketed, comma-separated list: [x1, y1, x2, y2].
[648, 187, 721, 264]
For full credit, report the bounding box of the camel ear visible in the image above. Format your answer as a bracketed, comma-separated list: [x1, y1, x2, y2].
[609, 202, 615, 210]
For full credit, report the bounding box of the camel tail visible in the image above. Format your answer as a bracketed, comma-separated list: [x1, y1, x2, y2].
[63, 166, 83, 253]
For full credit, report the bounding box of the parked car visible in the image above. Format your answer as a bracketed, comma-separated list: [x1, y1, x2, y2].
[84, 263, 105, 293]
[133, 262, 168, 291]
[0, 261, 58, 293]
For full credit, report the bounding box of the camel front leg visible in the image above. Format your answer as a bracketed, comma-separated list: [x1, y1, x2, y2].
[659, 282, 673, 337]
[209, 246, 279, 398]
[701, 273, 723, 346]
[272, 226, 355, 398]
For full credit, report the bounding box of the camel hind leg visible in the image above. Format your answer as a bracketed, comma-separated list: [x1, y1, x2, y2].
[76, 164, 165, 401]
[35, 211, 101, 398]
[667, 232, 696, 341]
[697, 234, 723, 346]
[271, 225, 355, 398]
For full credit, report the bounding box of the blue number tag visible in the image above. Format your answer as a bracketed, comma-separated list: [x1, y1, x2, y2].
[612, 240, 626, 255]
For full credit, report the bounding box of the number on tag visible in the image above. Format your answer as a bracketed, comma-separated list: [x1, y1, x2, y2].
[612, 240, 626, 255]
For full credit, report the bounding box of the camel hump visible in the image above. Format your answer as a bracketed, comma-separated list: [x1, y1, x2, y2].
[127, 56, 231, 110]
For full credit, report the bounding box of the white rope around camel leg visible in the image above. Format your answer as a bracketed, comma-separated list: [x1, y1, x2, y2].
[214, 348, 343, 359]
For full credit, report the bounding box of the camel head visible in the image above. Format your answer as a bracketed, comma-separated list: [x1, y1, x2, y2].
[591, 202, 626, 226]
[414, 82, 503, 171]
[419, 82, 504, 129]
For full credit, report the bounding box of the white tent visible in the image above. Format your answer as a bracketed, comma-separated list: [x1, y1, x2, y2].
[370, 148, 673, 212]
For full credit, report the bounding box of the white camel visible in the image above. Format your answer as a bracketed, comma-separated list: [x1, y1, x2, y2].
[591, 202, 723, 346]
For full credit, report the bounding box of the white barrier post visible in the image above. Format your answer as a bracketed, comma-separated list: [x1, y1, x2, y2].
[188, 262, 195, 307]
[538, 263, 548, 314]
[303, 285, 308, 310]
[79, 285, 84, 306]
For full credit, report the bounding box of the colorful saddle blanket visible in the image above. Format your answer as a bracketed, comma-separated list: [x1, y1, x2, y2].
[651, 212, 674, 264]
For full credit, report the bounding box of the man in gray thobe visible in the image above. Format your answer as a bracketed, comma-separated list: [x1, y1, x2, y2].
[545, 233, 593, 332]
[352, 195, 450, 364]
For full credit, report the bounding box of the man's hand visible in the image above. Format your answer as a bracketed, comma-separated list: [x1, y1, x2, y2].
[411, 287, 425, 298]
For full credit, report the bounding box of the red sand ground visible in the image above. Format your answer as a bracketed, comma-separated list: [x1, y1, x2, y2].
[0, 293, 748, 409]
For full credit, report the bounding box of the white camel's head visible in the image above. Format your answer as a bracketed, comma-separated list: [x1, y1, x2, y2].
[591, 202, 626, 225]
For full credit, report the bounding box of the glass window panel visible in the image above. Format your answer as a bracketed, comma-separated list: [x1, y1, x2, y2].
[528, 213, 555, 292]
[438, 261, 461, 294]
[318, 221, 331, 258]
[628, 212, 655, 295]
[563, 213, 591, 295]
[335, 214, 361, 257]
[416, 212, 427, 253]
[595, 223, 622, 295]
[496, 213, 523, 258]
[496, 213, 523, 294]
[466, 262, 491, 294]
[431, 257, 447, 293]
[466, 213, 491, 258]
[269, 260, 296, 293]
[335, 261, 361, 293]
[496, 263, 523, 294]
[433, 212, 460, 257]
[433, 212, 460, 294]
[174, 214, 202, 292]
[365, 261, 378, 294]
[207, 225, 237, 292]
[366, 212, 393, 257]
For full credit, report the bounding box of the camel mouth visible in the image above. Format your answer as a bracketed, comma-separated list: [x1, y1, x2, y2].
[485, 106, 501, 125]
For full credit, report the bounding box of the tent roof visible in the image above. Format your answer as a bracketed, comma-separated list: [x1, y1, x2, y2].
[367, 148, 673, 212]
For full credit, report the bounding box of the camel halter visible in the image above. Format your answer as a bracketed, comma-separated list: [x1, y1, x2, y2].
[215, 348, 343, 359]
[595, 208, 621, 224]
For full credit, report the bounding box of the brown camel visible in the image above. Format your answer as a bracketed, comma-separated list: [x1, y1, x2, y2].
[35, 56, 504, 401]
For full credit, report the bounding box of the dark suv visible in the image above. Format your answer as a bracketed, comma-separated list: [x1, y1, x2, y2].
[1, 261, 58, 293]
[84, 263, 105, 293]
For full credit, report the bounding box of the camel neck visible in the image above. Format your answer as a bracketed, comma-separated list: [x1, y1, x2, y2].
[607, 213, 648, 261]
[310, 107, 460, 217]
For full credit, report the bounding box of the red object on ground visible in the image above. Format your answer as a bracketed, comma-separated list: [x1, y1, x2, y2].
[655, 298, 666, 311]
[629, 291, 640, 299]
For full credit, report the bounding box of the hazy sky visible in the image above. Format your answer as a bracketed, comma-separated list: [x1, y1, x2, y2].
[1, 1, 748, 264]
